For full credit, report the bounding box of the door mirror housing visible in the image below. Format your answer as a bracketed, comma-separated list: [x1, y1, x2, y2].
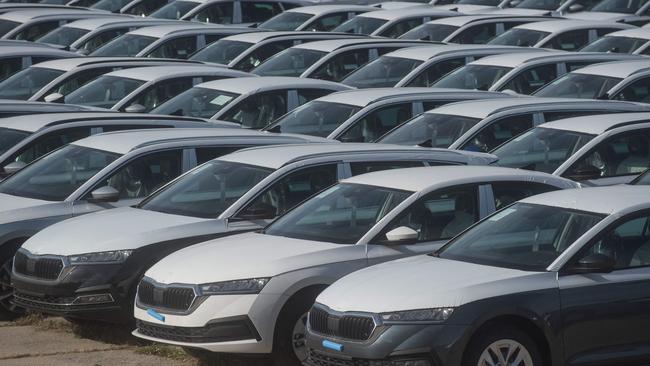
[44, 93, 64, 104]
[3, 161, 27, 175]
[89, 186, 120, 203]
[125, 103, 146, 113]
[237, 202, 276, 220]
[568, 253, 616, 274]
[385, 226, 419, 244]
[565, 164, 601, 181]
[568, 3, 584, 12]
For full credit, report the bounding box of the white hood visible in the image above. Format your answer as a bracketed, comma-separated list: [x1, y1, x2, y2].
[23, 207, 214, 256]
[0, 192, 60, 224]
[316, 255, 557, 313]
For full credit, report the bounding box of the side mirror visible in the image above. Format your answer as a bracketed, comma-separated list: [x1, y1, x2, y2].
[565, 165, 601, 181]
[385, 226, 419, 244]
[568, 253, 616, 274]
[124, 103, 146, 113]
[508, 0, 521, 6]
[3, 161, 26, 175]
[237, 202, 276, 220]
[89, 186, 120, 203]
[568, 3, 584, 12]
[44, 93, 64, 104]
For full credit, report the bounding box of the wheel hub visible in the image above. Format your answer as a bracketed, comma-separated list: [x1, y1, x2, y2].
[291, 312, 309, 362]
[478, 339, 533, 366]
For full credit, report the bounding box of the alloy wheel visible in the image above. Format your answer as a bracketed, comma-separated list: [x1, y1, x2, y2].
[478, 338, 534, 366]
[291, 311, 309, 362]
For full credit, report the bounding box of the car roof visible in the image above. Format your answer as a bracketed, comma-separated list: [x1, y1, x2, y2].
[570, 59, 650, 78]
[428, 14, 545, 26]
[317, 87, 505, 107]
[382, 44, 536, 61]
[196, 76, 348, 94]
[31, 57, 199, 71]
[603, 27, 650, 40]
[357, 7, 458, 20]
[128, 24, 249, 38]
[341, 165, 572, 192]
[285, 4, 376, 14]
[219, 30, 341, 43]
[521, 185, 650, 215]
[62, 17, 181, 30]
[0, 8, 94, 22]
[292, 38, 427, 52]
[219, 143, 483, 169]
[513, 19, 632, 32]
[469, 51, 639, 68]
[541, 112, 650, 134]
[101, 65, 248, 81]
[0, 45, 76, 58]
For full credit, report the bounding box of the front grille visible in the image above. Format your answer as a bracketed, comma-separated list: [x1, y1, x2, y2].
[309, 307, 375, 341]
[136, 319, 258, 343]
[138, 280, 195, 312]
[14, 251, 64, 280]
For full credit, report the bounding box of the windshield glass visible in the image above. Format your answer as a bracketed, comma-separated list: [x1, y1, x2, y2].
[150, 0, 197, 19]
[91, 34, 157, 57]
[581, 35, 646, 53]
[342, 56, 423, 88]
[516, 0, 563, 10]
[190, 39, 253, 65]
[379, 113, 481, 147]
[266, 100, 361, 137]
[433, 64, 512, 90]
[258, 11, 312, 31]
[265, 183, 413, 244]
[534, 73, 622, 99]
[493, 127, 595, 173]
[151, 87, 239, 119]
[489, 28, 550, 47]
[37, 26, 88, 47]
[332, 16, 388, 35]
[0, 20, 20, 37]
[252, 48, 326, 77]
[0, 128, 30, 155]
[400, 24, 458, 41]
[92, 0, 131, 12]
[439, 202, 604, 271]
[140, 160, 273, 218]
[0, 145, 120, 201]
[589, 0, 648, 13]
[0, 67, 64, 100]
[64, 75, 145, 109]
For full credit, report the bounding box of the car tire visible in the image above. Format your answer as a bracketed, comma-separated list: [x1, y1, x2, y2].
[0, 241, 26, 320]
[272, 288, 321, 366]
[463, 324, 543, 366]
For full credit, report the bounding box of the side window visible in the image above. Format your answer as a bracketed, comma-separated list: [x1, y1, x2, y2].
[0, 57, 22, 81]
[596, 28, 617, 37]
[124, 77, 195, 112]
[462, 114, 535, 153]
[297, 88, 334, 104]
[422, 100, 449, 111]
[381, 18, 424, 38]
[15, 21, 60, 41]
[234, 40, 294, 72]
[241, 1, 283, 23]
[543, 30, 590, 51]
[640, 47, 650, 56]
[614, 77, 650, 103]
[196, 146, 244, 165]
[576, 214, 650, 270]
[543, 110, 605, 122]
[92, 149, 183, 199]
[125, 0, 162, 15]
[565, 61, 596, 72]
[407, 57, 466, 87]
[101, 124, 168, 132]
[491, 181, 558, 211]
[205, 33, 227, 44]
[340, 103, 413, 143]
[305, 13, 348, 31]
[220, 90, 288, 129]
[310, 49, 370, 82]
[77, 29, 126, 54]
[147, 36, 197, 59]
[193, 2, 234, 23]
[501, 64, 558, 95]
[47, 67, 117, 99]
[31, 56, 56, 65]
[502, 21, 526, 31]
[12, 127, 93, 165]
[372, 185, 479, 244]
[350, 160, 424, 176]
[565, 129, 650, 180]
[451, 23, 497, 44]
[237, 164, 338, 220]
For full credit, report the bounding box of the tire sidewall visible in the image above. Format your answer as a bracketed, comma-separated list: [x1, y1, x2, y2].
[463, 325, 543, 366]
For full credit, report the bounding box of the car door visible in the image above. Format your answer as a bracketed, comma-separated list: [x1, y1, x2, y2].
[558, 211, 650, 365]
[337, 102, 416, 143]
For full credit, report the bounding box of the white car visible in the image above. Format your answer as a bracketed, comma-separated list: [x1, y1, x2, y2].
[132, 165, 578, 365]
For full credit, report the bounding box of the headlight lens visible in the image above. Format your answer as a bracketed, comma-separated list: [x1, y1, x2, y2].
[381, 308, 454, 323]
[68, 250, 133, 264]
[199, 278, 270, 295]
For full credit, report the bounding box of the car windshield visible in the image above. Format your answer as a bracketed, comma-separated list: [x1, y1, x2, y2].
[0, 128, 30, 155]
[0, 145, 120, 201]
[0, 67, 65, 100]
[64, 75, 145, 109]
[265, 100, 361, 137]
[258, 11, 312, 31]
[439, 202, 605, 271]
[190, 40, 253, 65]
[37, 26, 88, 47]
[400, 24, 458, 41]
[589, 0, 648, 13]
[342, 56, 423, 88]
[433, 64, 512, 90]
[534, 73, 622, 99]
[265, 183, 413, 244]
[151, 87, 239, 119]
[379, 113, 481, 147]
[91, 0, 131, 12]
[91, 34, 157, 57]
[516, 0, 563, 10]
[139, 160, 273, 218]
[581, 36, 646, 53]
[0, 20, 20, 37]
[150, 0, 197, 19]
[252, 48, 327, 77]
[493, 127, 595, 173]
[332, 16, 388, 35]
[489, 28, 550, 47]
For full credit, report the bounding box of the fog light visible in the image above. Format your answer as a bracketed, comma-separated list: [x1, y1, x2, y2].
[73, 294, 114, 305]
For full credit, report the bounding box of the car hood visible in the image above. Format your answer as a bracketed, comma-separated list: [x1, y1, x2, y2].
[0, 192, 61, 225]
[316, 255, 557, 313]
[22, 207, 216, 256]
[145, 232, 359, 285]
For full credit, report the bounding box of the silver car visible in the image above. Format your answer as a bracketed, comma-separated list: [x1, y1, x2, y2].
[581, 27, 650, 54]
[0, 44, 78, 81]
[0, 9, 112, 41]
[258, 4, 376, 31]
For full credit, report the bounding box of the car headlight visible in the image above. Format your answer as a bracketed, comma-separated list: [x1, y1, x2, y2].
[199, 278, 270, 295]
[68, 250, 133, 264]
[381, 308, 454, 324]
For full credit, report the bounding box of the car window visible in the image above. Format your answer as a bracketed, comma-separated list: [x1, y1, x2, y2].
[582, 35, 648, 53]
[407, 57, 466, 87]
[450, 23, 497, 44]
[192, 2, 233, 23]
[236, 164, 338, 220]
[266, 100, 361, 137]
[501, 64, 558, 95]
[565, 129, 650, 180]
[125, 0, 165, 15]
[462, 114, 535, 152]
[220, 90, 288, 129]
[614, 77, 650, 103]
[543, 110, 607, 122]
[372, 185, 479, 244]
[14, 21, 61, 41]
[150, 87, 240, 119]
[339, 103, 413, 143]
[252, 48, 326, 77]
[534, 73, 622, 99]
[77, 29, 128, 55]
[305, 12, 349, 31]
[0, 67, 64, 100]
[234, 40, 294, 72]
[543, 30, 590, 51]
[309, 49, 370, 82]
[92, 149, 183, 199]
[195, 146, 244, 165]
[297, 88, 334, 104]
[491, 181, 558, 210]
[343, 56, 423, 88]
[241, 1, 283, 23]
[379, 112, 481, 147]
[380, 18, 424, 38]
[147, 36, 196, 59]
[0, 57, 22, 81]
[123, 77, 196, 112]
[10, 127, 93, 166]
[349, 161, 424, 176]
[45, 67, 118, 100]
[433, 64, 513, 90]
[205, 33, 228, 44]
[65, 75, 145, 109]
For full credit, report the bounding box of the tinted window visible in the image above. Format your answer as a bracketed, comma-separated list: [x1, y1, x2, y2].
[332, 16, 388, 35]
[544, 30, 590, 51]
[309, 49, 370, 82]
[433, 64, 512, 90]
[234, 40, 295, 72]
[305, 12, 350, 31]
[450, 23, 497, 44]
[534, 73, 622, 99]
[258, 11, 312, 30]
[220, 90, 288, 129]
[297, 88, 333, 104]
[252, 48, 326, 77]
[462, 114, 535, 153]
[37, 26, 88, 47]
[14, 21, 61, 41]
[379, 112, 481, 148]
[614, 77, 650, 103]
[191, 40, 253, 65]
[64, 75, 145, 109]
[195, 146, 243, 165]
[400, 23, 458, 41]
[406, 57, 466, 87]
[241, 1, 282, 23]
[91, 0, 132, 12]
[339, 103, 413, 143]
[10, 127, 92, 166]
[380, 18, 424, 38]
[350, 160, 424, 176]
[151, 87, 240, 119]
[0, 57, 22, 81]
[543, 110, 604, 122]
[91, 34, 157, 57]
[123, 77, 197, 112]
[491, 181, 557, 210]
[501, 64, 558, 95]
[0, 128, 30, 155]
[581, 35, 647, 53]
[0, 67, 64, 100]
[76, 29, 128, 55]
[147, 36, 196, 59]
[515, 0, 562, 10]
[124, 0, 164, 15]
[489, 28, 549, 47]
[192, 2, 233, 23]
[589, 0, 649, 13]
[150, 0, 198, 19]
[342, 56, 423, 88]
[0, 20, 20, 37]
[266, 100, 361, 137]
[46, 67, 118, 100]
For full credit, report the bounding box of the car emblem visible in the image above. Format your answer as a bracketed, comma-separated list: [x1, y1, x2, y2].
[26, 258, 36, 273]
[322, 340, 343, 352]
[147, 308, 165, 322]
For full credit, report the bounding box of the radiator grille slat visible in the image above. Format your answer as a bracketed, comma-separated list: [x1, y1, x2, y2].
[137, 280, 195, 312]
[308, 307, 375, 341]
[14, 252, 64, 281]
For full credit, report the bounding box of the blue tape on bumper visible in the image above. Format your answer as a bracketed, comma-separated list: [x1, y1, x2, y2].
[323, 340, 343, 352]
[147, 308, 165, 322]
